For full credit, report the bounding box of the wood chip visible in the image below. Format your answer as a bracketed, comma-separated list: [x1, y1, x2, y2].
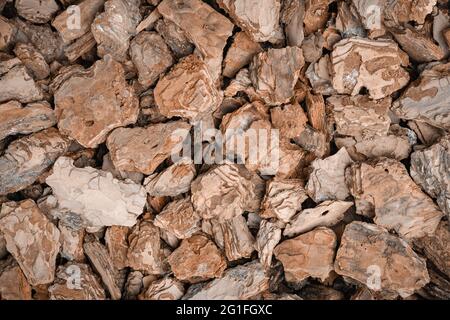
[219, 215, 256, 261]
[0, 257, 32, 300]
[223, 31, 262, 78]
[140, 277, 184, 300]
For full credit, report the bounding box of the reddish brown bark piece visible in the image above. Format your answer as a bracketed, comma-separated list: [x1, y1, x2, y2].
[130, 31, 174, 89]
[0, 100, 56, 140]
[223, 31, 263, 78]
[274, 227, 337, 287]
[105, 226, 130, 270]
[127, 219, 166, 275]
[155, 18, 194, 59]
[304, 0, 332, 35]
[191, 164, 264, 221]
[0, 64, 43, 103]
[0, 200, 60, 286]
[168, 234, 227, 283]
[0, 257, 32, 300]
[250, 47, 305, 106]
[154, 197, 201, 240]
[158, 0, 234, 81]
[154, 54, 222, 124]
[217, 0, 283, 44]
[14, 43, 50, 80]
[91, 0, 141, 62]
[54, 55, 139, 148]
[106, 121, 191, 175]
[59, 222, 85, 262]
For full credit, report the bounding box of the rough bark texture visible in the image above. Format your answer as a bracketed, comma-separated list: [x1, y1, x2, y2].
[0, 200, 60, 286]
[335, 222, 430, 298]
[54, 55, 139, 148]
[346, 159, 443, 239]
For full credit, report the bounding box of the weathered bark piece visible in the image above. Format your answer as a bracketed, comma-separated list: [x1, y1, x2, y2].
[130, 31, 173, 88]
[144, 159, 196, 197]
[158, 0, 234, 81]
[418, 268, 450, 300]
[105, 226, 130, 270]
[154, 198, 201, 240]
[191, 164, 264, 221]
[304, 0, 331, 35]
[328, 95, 391, 141]
[250, 47, 305, 106]
[59, 222, 85, 262]
[270, 103, 308, 140]
[331, 38, 410, 100]
[391, 26, 445, 63]
[15, 0, 59, 24]
[408, 120, 444, 146]
[48, 263, 106, 300]
[345, 159, 444, 239]
[392, 62, 450, 131]
[219, 215, 256, 261]
[223, 68, 258, 100]
[302, 32, 325, 63]
[0, 100, 56, 141]
[0, 17, 15, 51]
[122, 271, 143, 300]
[217, 0, 283, 44]
[84, 238, 121, 300]
[285, 201, 353, 237]
[91, 0, 141, 61]
[223, 31, 262, 78]
[350, 0, 386, 38]
[0, 128, 71, 195]
[306, 55, 336, 96]
[127, 219, 166, 275]
[52, 0, 104, 43]
[335, 222, 430, 298]
[0, 257, 32, 300]
[46, 157, 147, 228]
[411, 135, 450, 218]
[0, 65, 43, 103]
[54, 55, 139, 148]
[274, 227, 337, 286]
[444, 28, 450, 48]
[336, 1, 366, 38]
[140, 277, 184, 300]
[0, 200, 60, 286]
[101, 153, 143, 184]
[154, 54, 222, 124]
[336, 124, 415, 161]
[306, 148, 354, 203]
[293, 125, 329, 158]
[261, 179, 308, 223]
[183, 260, 269, 300]
[106, 121, 191, 175]
[256, 220, 282, 270]
[414, 221, 450, 278]
[12, 18, 64, 63]
[14, 43, 50, 80]
[64, 32, 97, 62]
[155, 18, 194, 59]
[281, 0, 305, 46]
[168, 234, 227, 283]
[383, 0, 437, 27]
